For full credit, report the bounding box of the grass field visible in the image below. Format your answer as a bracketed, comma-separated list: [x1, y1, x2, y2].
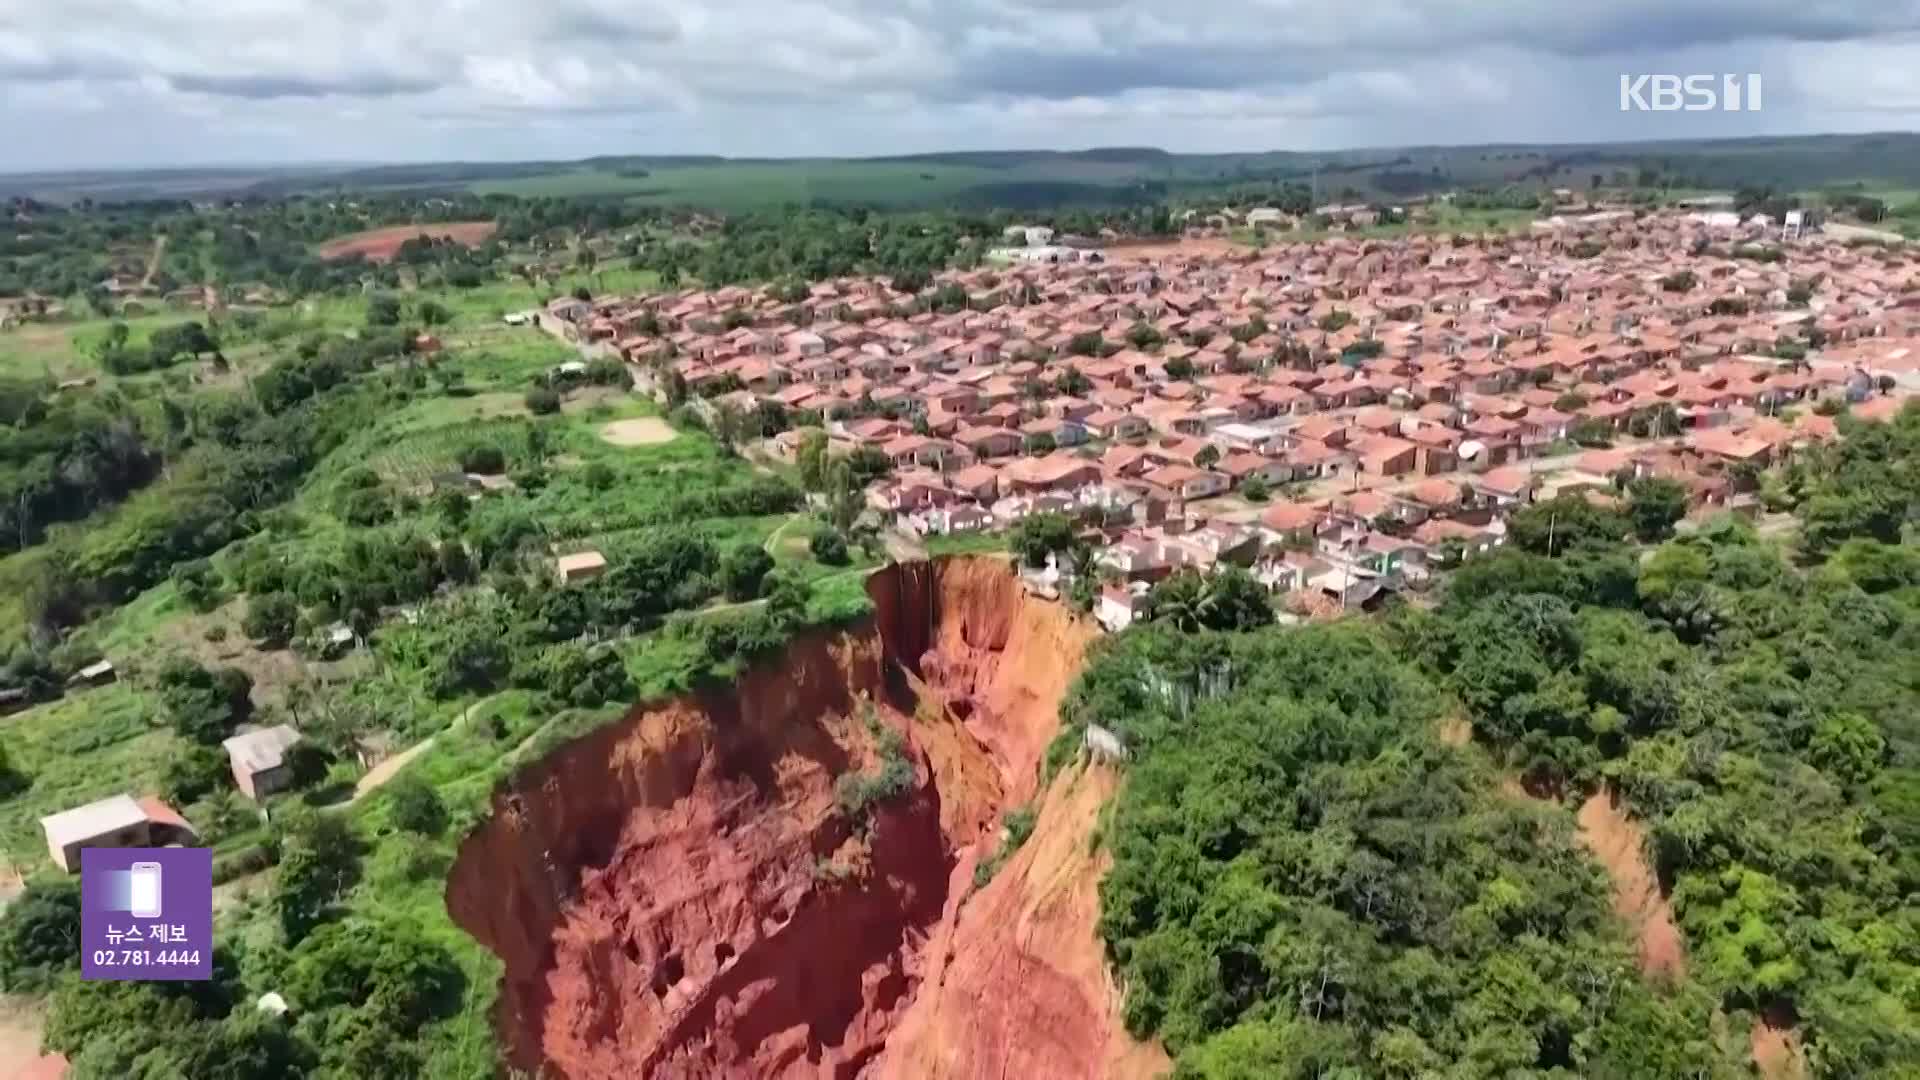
[924, 531, 1009, 558]
[0, 311, 200, 381]
[475, 161, 1008, 209]
[0, 258, 653, 390]
[0, 684, 183, 870]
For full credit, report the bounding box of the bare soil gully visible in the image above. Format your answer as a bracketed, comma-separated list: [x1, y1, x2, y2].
[446, 556, 1162, 1079]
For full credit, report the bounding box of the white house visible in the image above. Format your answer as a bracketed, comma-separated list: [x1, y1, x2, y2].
[1095, 582, 1151, 633]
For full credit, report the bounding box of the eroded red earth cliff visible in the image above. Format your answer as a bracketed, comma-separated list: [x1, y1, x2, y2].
[446, 556, 1160, 1078]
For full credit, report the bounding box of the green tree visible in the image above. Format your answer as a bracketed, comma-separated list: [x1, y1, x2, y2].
[1672, 866, 1804, 1000]
[283, 916, 461, 1035]
[1799, 490, 1904, 559]
[243, 591, 299, 648]
[1201, 566, 1273, 631]
[1830, 538, 1920, 593]
[0, 878, 80, 990]
[524, 386, 562, 415]
[845, 445, 893, 486]
[1625, 476, 1690, 542]
[158, 659, 255, 744]
[275, 808, 362, 943]
[810, 528, 851, 566]
[433, 488, 471, 527]
[163, 744, 232, 805]
[1808, 712, 1884, 784]
[521, 643, 634, 707]
[1127, 322, 1165, 349]
[457, 443, 506, 475]
[763, 566, 810, 627]
[719, 544, 775, 601]
[1146, 567, 1271, 632]
[1508, 495, 1629, 557]
[335, 486, 392, 527]
[796, 429, 830, 491]
[366, 293, 403, 326]
[1570, 417, 1615, 448]
[1068, 332, 1105, 357]
[1010, 512, 1077, 568]
[1143, 569, 1210, 632]
[384, 775, 448, 836]
[0, 742, 26, 799]
[170, 558, 225, 613]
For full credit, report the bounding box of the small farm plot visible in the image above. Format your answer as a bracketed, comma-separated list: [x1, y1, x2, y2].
[316, 221, 498, 262]
[600, 417, 677, 446]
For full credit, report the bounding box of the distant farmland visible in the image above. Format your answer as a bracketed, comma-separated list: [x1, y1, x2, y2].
[6, 132, 1919, 211]
[316, 221, 498, 262]
[468, 160, 1149, 211]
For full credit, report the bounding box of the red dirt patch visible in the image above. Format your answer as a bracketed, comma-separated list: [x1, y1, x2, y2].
[317, 221, 497, 263]
[1576, 789, 1688, 982]
[1751, 1002, 1809, 1080]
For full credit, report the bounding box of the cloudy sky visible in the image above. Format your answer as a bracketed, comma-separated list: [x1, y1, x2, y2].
[3, 0, 1919, 170]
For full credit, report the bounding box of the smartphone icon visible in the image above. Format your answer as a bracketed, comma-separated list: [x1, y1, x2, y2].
[129, 862, 163, 919]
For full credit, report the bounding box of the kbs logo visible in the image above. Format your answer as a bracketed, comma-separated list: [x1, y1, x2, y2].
[1620, 74, 1763, 112]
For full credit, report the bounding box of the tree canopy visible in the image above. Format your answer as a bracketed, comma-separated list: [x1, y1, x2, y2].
[1060, 624, 1728, 1075]
[1069, 404, 1920, 1075]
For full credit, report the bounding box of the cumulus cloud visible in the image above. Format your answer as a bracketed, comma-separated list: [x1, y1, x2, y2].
[0, 0, 1916, 168]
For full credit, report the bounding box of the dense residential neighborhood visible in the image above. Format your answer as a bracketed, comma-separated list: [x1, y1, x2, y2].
[531, 210, 1920, 621]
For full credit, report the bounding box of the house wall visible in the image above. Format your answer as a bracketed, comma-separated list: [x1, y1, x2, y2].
[239, 764, 293, 801]
[1363, 449, 1417, 476]
[1182, 477, 1230, 499]
[53, 822, 151, 873]
[1095, 597, 1136, 632]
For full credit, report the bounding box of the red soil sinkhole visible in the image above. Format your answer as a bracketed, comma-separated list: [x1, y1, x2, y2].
[444, 556, 1158, 1079]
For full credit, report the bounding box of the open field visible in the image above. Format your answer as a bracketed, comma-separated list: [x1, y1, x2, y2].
[317, 221, 498, 262]
[0, 684, 183, 869]
[299, 134, 1920, 210]
[8, 133, 1920, 211]
[476, 162, 1010, 209]
[599, 417, 677, 446]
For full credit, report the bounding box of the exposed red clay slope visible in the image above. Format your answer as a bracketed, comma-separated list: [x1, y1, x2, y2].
[1751, 1002, 1809, 1080]
[1576, 788, 1688, 983]
[1580, 790, 1806, 1077]
[874, 759, 1171, 1080]
[446, 556, 1156, 1079]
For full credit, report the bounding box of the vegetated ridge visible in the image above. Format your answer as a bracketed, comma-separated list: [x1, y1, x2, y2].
[446, 555, 1161, 1078]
